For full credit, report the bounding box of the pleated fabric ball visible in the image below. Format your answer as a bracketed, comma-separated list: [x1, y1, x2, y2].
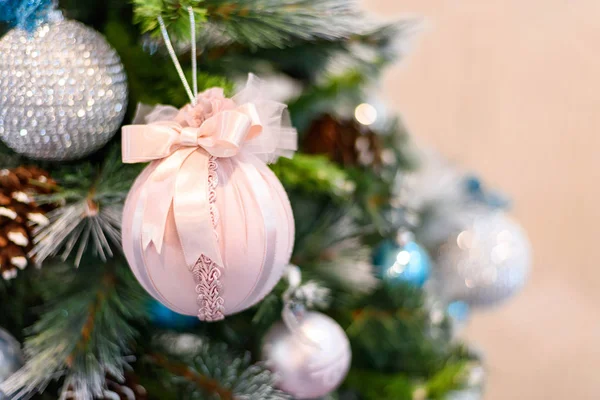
[121, 77, 297, 321]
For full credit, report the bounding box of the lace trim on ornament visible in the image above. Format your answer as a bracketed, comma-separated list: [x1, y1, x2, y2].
[193, 254, 225, 321]
[193, 156, 225, 321]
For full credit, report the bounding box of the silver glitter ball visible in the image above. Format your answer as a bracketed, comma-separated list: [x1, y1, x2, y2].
[0, 328, 23, 383]
[0, 17, 128, 161]
[433, 210, 531, 308]
[262, 312, 351, 399]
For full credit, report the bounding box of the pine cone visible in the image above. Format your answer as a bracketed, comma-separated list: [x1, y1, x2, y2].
[103, 374, 148, 400]
[63, 373, 148, 400]
[0, 166, 55, 280]
[303, 114, 384, 168]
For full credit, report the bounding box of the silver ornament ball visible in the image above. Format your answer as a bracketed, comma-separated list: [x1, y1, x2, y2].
[433, 210, 531, 308]
[262, 312, 351, 399]
[0, 328, 23, 383]
[446, 389, 483, 400]
[0, 17, 128, 161]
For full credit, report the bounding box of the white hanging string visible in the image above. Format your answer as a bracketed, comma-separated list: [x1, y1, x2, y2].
[157, 15, 196, 105]
[188, 7, 198, 98]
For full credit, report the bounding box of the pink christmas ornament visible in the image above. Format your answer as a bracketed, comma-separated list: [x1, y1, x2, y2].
[121, 75, 297, 321]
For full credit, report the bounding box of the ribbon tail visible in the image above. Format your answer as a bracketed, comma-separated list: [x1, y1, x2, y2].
[172, 149, 224, 268]
[141, 148, 197, 253]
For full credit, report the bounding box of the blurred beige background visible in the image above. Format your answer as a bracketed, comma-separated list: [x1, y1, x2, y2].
[364, 1, 600, 399]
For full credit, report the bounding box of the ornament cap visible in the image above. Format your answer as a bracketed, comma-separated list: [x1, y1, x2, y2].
[396, 229, 415, 246]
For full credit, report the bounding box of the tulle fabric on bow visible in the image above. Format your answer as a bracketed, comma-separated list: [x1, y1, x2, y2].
[121, 74, 297, 263]
[123, 74, 297, 164]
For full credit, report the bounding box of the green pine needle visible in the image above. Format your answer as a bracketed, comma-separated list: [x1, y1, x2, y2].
[145, 333, 290, 399]
[132, 0, 207, 40]
[270, 154, 355, 200]
[0, 260, 147, 399]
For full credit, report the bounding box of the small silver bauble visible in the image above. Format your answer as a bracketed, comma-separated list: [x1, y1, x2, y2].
[446, 389, 483, 400]
[433, 209, 531, 308]
[0, 328, 23, 383]
[446, 362, 485, 400]
[0, 16, 128, 161]
[262, 311, 351, 399]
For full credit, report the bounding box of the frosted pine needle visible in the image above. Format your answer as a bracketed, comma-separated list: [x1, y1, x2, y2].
[30, 199, 122, 267]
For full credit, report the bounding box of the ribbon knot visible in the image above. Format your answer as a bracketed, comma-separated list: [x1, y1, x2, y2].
[179, 127, 201, 146]
[122, 104, 264, 162]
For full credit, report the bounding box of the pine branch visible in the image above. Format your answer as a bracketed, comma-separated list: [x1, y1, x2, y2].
[144, 334, 290, 399]
[270, 154, 355, 201]
[0, 141, 24, 169]
[344, 369, 414, 400]
[344, 361, 475, 400]
[206, 21, 417, 82]
[306, 237, 379, 297]
[132, 0, 417, 85]
[251, 292, 284, 332]
[29, 147, 142, 267]
[200, 0, 364, 49]
[283, 192, 381, 301]
[424, 361, 474, 400]
[134, 0, 365, 48]
[147, 354, 234, 400]
[0, 259, 147, 399]
[132, 0, 207, 41]
[341, 284, 465, 378]
[104, 19, 234, 109]
[0, 268, 43, 341]
[288, 70, 368, 133]
[188, 21, 416, 91]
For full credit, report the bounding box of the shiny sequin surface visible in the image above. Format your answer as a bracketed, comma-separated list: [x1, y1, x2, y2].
[434, 210, 531, 307]
[0, 18, 128, 160]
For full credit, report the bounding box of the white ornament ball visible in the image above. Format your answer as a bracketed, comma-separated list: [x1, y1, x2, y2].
[0, 17, 128, 160]
[433, 210, 531, 308]
[262, 312, 351, 399]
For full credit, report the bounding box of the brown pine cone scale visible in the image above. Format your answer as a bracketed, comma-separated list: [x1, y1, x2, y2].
[0, 166, 55, 280]
[63, 373, 148, 400]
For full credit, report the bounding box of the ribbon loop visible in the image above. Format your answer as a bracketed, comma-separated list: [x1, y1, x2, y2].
[123, 109, 256, 163]
[122, 74, 297, 165]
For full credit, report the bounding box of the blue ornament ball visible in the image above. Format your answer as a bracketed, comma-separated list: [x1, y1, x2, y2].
[373, 238, 431, 287]
[149, 300, 200, 329]
[447, 300, 470, 324]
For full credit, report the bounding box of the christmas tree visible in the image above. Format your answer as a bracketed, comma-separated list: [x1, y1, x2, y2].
[0, 1, 530, 399]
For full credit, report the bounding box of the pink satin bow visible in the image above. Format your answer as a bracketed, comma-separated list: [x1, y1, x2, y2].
[122, 103, 264, 163]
